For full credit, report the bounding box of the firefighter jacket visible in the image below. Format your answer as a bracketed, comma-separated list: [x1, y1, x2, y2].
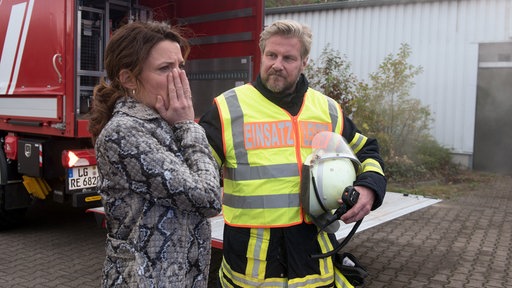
[200, 75, 386, 221]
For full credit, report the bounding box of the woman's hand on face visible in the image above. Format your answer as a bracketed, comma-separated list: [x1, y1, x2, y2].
[155, 68, 195, 125]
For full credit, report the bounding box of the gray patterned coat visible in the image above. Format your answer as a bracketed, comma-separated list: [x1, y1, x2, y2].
[95, 97, 222, 288]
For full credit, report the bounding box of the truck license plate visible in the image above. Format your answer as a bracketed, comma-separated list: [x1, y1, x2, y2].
[68, 165, 99, 190]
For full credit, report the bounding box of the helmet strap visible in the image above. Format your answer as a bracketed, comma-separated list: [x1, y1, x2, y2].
[311, 219, 363, 259]
[311, 175, 329, 213]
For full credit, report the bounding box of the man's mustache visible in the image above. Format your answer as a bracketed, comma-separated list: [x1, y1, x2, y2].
[269, 71, 284, 77]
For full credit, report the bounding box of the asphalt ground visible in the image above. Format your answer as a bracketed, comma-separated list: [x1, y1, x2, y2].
[0, 173, 511, 287]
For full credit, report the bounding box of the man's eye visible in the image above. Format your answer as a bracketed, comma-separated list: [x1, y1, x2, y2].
[284, 56, 295, 63]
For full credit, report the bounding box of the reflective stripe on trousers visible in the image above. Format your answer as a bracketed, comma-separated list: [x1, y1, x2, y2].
[218, 224, 354, 288]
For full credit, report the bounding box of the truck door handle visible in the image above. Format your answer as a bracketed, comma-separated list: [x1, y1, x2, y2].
[53, 53, 63, 83]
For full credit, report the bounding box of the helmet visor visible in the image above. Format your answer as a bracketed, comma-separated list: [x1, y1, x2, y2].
[309, 131, 360, 167]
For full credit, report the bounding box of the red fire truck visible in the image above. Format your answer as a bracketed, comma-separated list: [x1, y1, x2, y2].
[0, 0, 263, 228]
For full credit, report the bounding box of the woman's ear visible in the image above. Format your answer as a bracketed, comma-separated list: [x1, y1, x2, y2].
[119, 69, 137, 90]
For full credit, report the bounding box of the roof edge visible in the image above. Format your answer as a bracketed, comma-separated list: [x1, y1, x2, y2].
[266, 0, 460, 15]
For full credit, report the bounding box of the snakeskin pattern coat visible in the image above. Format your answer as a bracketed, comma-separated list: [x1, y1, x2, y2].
[95, 97, 222, 287]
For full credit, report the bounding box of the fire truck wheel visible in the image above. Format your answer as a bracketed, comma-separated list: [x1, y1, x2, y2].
[0, 190, 27, 230]
[0, 149, 28, 230]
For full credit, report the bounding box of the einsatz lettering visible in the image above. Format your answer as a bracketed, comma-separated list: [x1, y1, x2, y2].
[300, 122, 331, 147]
[244, 121, 294, 149]
[243, 121, 331, 149]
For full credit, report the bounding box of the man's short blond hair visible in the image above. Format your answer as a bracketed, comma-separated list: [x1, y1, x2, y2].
[259, 19, 312, 59]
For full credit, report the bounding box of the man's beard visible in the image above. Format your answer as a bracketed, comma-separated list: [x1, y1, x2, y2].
[264, 74, 295, 94]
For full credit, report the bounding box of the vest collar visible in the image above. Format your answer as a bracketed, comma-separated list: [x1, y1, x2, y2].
[253, 74, 309, 116]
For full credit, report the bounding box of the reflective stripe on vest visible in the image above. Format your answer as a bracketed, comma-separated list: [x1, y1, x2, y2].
[215, 84, 343, 227]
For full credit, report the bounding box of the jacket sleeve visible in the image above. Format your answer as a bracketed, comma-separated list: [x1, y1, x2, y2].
[198, 103, 225, 167]
[342, 115, 387, 210]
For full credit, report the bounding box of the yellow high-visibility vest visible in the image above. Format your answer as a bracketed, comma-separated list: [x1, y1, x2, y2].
[215, 84, 343, 228]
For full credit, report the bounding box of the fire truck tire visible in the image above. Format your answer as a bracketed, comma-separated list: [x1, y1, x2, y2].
[0, 148, 28, 230]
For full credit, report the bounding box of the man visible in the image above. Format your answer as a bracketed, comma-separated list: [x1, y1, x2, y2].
[199, 19, 386, 287]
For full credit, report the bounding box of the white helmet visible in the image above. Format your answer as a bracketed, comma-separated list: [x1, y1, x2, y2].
[301, 131, 360, 233]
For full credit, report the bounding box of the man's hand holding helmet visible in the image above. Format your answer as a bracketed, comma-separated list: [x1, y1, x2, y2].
[339, 185, 375, 224]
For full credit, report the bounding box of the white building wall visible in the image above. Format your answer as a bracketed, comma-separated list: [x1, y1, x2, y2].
[266, 0, 511, 159]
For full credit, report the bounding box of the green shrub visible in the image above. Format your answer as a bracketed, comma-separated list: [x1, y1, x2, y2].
[305, 43, 460, 184]
[413, 137, 461, 182]
[305, 44, 362, 116]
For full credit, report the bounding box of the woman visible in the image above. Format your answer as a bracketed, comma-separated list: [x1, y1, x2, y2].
[88, 21, 221, 287]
